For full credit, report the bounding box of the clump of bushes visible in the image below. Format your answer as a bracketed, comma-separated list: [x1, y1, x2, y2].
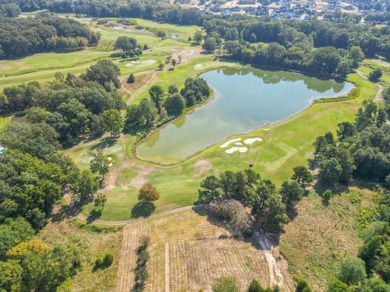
[94, 253, 114, 270]
[133, 236, 150, 291]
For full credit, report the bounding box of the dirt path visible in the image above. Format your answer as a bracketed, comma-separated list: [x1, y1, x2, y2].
[375, 83, 384, 103]
[165, 242, 170, 292]
[356, 69, 384, 102]
[255, 233, 295, 291]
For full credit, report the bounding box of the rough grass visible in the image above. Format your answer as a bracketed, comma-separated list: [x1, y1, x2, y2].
[39, 218, 122, 292]
[0, 116, 12, 129]
[280, 187, 378, 291]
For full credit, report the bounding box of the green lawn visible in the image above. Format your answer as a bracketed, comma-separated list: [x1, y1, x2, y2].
[67, 69, 377, 221]
[0, 16, 199, 91]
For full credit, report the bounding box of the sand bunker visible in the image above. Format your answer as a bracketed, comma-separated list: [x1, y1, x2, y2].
[220, 138, 242, 148]
[244, 137, 263, 145]
[225, 146, 248, 154]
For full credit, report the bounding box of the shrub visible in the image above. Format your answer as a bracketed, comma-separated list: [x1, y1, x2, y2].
[127, 74, 135, 84]
[212, 276, 239, 292]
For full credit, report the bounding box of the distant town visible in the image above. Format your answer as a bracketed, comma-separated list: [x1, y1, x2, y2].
[177, 0, 389, 23]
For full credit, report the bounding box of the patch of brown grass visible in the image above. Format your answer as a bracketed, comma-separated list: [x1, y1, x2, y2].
[280, 187, 376, 291]
[117, 208, 293, 292]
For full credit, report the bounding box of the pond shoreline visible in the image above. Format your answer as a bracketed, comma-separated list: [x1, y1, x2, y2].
[133, 65, 357, 167]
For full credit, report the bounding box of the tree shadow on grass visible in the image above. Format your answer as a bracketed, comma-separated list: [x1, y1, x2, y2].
[131, 202, 156, 219]
[91, 138, 118, 151]
[87, 209, 102, 223]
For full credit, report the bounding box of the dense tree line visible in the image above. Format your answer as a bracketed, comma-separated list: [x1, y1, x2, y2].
[313, 98, 390, 187]
[196, 168, 311, 233]
[0, 59, 127, 290]
[0, 60, 125, 146]
[0, 13, 100, 59]
[124, 78, 210, 133]
[40, 1, 390, 63]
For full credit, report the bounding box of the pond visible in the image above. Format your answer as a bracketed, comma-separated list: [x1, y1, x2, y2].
[136, 67, 354, 164]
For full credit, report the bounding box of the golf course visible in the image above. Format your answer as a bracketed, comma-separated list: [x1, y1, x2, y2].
[1, 11, 390, 292]
[0, 14, 384, 222]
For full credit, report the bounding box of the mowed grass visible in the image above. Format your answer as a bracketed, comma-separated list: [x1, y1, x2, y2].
[117, 208, 293, 291]
[67, 70, 377, 221]
[133, 56, 238, 103]
[0, 50, 110, 77]
[280, 187, 378, 290]
[0, 16, 198, 91]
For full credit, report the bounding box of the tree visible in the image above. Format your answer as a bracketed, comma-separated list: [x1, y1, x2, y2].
[158, 60, 164, 70]
[208, 199, 251, 235]
[318, 158, 342, 187]
[368, 68, 382, 82]
[89, 149, 110, 181]
[248, 279, 263, 292]
[327, 279, 350, 292]
[149, 85, 165, 113]
[321, 189, 333, 206]
[0, 260, 22, 292]
[361, 279, 390, 292]
[212, 276, 239, 292]
[137, 98, 158, 127]
[194, 30, 204, 44]
[335, 148, 355, 185]
[203, 37, 217, 53]
[74, 170, 99, 201]
[295, 275, 312, 292]
[114, 36, 137, 52]
[138, 183, 160, 202]
[171, 58, 177, 68]
[84, 60, 121, 90]
[102, 109, 123, 136]
[94, 193, 107, 210]
[127, 73, 135, 84]
[163, 93, 186, 116]
[280, 180, 304, 207]
[349, 46, 364, 67]
[337, 257, 367, 286]
[168, 85, 178, 95]
[292, 166, 313, 188]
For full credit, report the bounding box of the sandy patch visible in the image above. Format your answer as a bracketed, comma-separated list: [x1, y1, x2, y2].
[142, 59, 156, 66]
[193, 158, 212, 177]
[235, 142, 243, 146]
[225, 146, 248, 154]
[220, 138, 242, 148]
[194, 64, 204, 71]
[244, 137, 263, 145]
[125, 63, 133, 67]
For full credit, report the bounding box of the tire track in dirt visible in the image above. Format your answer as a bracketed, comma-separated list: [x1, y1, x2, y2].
[255, 232, 295, 291]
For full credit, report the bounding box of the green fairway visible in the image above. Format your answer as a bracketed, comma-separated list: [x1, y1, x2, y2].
[0, 16, 200, 91]
[2, 15, 385, 221]
[67, 68, 377, 221]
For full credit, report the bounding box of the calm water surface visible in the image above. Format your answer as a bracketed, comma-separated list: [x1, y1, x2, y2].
[137, 68, 354, 163]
